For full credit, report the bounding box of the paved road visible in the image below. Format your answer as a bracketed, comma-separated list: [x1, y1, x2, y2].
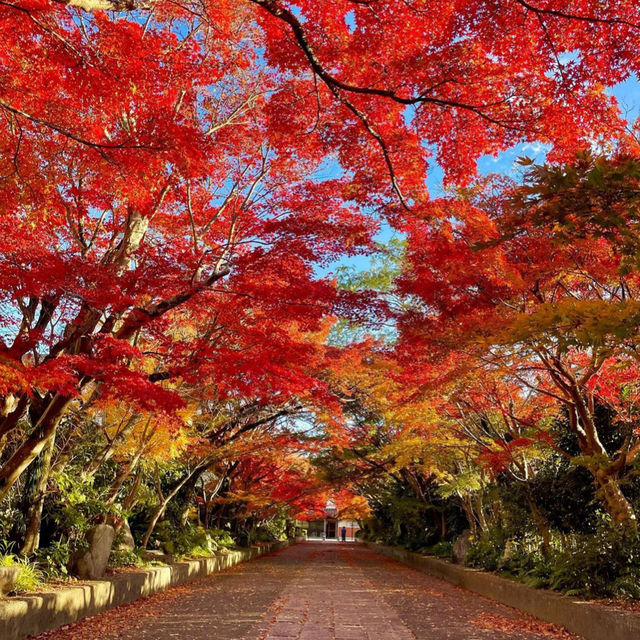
[36, 543, 578, 640]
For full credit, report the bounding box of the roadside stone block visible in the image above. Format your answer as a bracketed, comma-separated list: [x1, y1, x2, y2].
[0, 566, 20, 596]
[0, 542, 287, 640]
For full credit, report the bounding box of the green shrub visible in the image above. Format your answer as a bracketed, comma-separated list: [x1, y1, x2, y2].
[465, 529, 505, 571]
[497, 539, 553, 588]
[429, 541, 453, 558]
[547, 525, 640, 598]
[34, 540, 82, 580]
[50, 472, 117, 536]
[465, 522, 640, 599]
[148, 521, 237, 559]
[13, 558, 43, 593]
[109, 548, 142, 568]
[251, 514, 288, 542]
[208, 528, 236, 549]
[0, 547, 43, 593]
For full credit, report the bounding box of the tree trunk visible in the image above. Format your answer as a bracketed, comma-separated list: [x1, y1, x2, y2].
[84, 414, 139, 479]
[20, 436, 55, 555]
[141, 465, 207, 549]
[564, 394, 638, 529]
[572, 408, 637, 528]
[122, 469, 143, 514]
[525, 492, 552, 555]
[0, 394, 69, 503]
[475, 493, 488, 531]
[105, 449, 143, 505]
[460, 496, 477, 536]
[596, 470, 637, 529]
[202, 482, 210, 529]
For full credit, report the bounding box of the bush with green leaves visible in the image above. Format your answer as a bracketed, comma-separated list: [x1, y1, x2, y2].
[34, 539, 84, 581]
[495, 537, 553, 588]
[429, 541, 453, 558]
[251, 513, 288, 542]
[148, 521, 237, 558]
[361, 478, 466, 551]
[108, 548, 143, 568]
[464, 519, 640, 599]
[0, 543, 43, 593]
[47, 472, 122, 542]
[465, 528, 506, 572]
[545, 524, 640, 598]
[209, 527, 236, 549]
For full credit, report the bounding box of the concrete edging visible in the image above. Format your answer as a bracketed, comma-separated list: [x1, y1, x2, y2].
[0, 540, 290, 640]
[367, 542, 640, 640]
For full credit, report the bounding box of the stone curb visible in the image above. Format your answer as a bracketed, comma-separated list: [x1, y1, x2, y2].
[367, 542, 640, 640]
[0, 540, 291, 640]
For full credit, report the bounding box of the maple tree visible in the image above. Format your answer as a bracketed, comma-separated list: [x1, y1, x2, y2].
[1, 0, 640, 601]
[1, 0, 639, 490]
[396, 152, 640, 528]
[0, 0, 372, 503]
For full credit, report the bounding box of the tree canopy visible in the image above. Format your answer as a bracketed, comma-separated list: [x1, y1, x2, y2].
[2, 0, 640, 599]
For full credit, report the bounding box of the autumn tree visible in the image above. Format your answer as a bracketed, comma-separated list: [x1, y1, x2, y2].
[397, 153, 640, 528]
[3, 0, 640, 501]
[0, 2, 376, 505]
[2, 0, 640, 585]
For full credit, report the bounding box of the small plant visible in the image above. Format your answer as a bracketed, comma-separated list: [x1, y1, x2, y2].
[50, 471, 122, 543]
[0, 543, 43, 593]
[209, 528, 236, 549]
[34, 540, 79, 581]
[148, 521, 238, 559]
[466, 529, 505, 572]
[429, 541, 453, 558]
[108, 548, 141, 568]
[13, 557, 44, 593]
[546, 524, 640, 598]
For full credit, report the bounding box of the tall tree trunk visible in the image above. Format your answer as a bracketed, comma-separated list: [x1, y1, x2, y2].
[0, 394, 70, 503]
[596, 469, 637, 528]
[122, 469, 143, 514]
[20, 436, 56, 555]
[525, 492, 552, 555]
[459, 495, 477, 535]
[475, 493, 488, 531]
[565, 390, 638, 529]
[141, 465, 206, 549]
[106, 449, 144, 505]
[85, 413, 140, 479]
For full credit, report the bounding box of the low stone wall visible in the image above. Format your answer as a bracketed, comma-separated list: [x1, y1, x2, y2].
[368, 543, 640, 640]
[0, 541, 290, 640]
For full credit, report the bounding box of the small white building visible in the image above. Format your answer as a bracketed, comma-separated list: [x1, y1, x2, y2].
[300, 500, 360, 541]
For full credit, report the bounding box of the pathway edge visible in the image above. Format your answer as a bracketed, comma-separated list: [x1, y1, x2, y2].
[367, 542, 640, 640]
[0, 540, 291, 640]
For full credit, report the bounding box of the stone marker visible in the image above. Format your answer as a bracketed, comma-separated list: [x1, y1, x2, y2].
[501, 539, 516, 565]
[0, 566, 20, 596]
[71, 524, 115, 579]
[117, 520, 136, 552]
[452, 529, 472, 564]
